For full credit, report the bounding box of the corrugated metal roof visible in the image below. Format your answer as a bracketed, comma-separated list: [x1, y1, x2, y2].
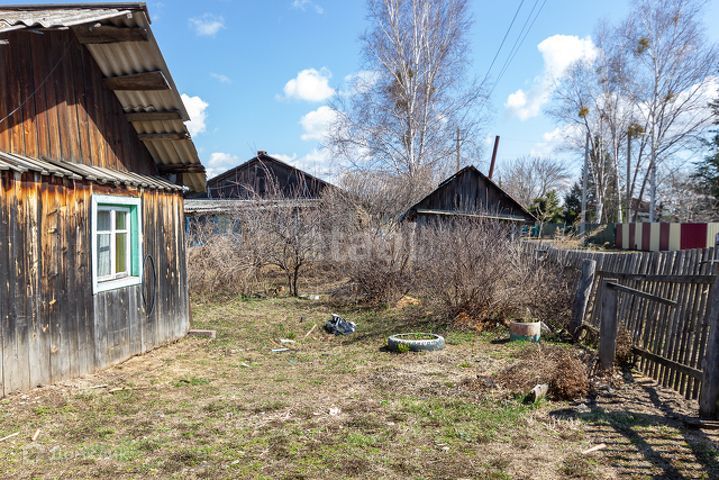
[0, 151, 185, 192]
[0, 4, 206, 192]
[185, 199, 321, 215]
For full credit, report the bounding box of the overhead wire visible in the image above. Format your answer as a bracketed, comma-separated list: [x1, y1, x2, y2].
[480, 0, 526, 87]
[488, 0, 548, 98]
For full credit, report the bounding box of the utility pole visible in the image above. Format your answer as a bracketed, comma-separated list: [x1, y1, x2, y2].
[626, 130, 631, 223]
[580, 132, 589, 236]
[649, 126, 656, 222]
[455, 127, 461, 172]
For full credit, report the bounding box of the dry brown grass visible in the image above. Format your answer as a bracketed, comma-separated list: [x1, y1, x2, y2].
[494, 344, 591, 401]
[1, 296, 714, 479]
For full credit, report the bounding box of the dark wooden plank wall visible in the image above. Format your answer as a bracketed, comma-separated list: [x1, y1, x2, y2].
[414, 170, 532, 221]
[207, 158, 328, 199]
[0, 171, 188, 396]
[0, 30, 156, 175]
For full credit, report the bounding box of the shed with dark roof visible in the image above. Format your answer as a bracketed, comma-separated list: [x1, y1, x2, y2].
[401, 166, 536, 225]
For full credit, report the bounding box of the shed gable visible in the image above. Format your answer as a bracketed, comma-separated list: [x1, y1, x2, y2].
[404, 166, 536, 223]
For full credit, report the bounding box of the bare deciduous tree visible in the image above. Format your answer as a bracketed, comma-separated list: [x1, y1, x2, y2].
[496, 156, 571, 208]
[549, 0, 718, 223]
[329, 0, 486, 193]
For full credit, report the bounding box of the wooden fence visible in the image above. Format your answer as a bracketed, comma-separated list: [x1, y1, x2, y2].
[527, 242, 716, 403]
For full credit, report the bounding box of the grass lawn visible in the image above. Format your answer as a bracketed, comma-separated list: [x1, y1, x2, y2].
[0, 295, 717, 479]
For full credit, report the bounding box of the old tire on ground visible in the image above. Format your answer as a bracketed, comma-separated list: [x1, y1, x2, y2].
[387, 333, 445, 352]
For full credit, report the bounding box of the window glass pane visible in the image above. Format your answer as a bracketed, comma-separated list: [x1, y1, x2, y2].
[115, 232, 128, 274]
[97, 210, 111, 231]
[97, 233, 111, 277]
[116, 211, 127, 230]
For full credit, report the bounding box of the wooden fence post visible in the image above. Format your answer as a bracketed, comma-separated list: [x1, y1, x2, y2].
[599, 278, 619, 371]
[570, 259, 597, 341]
[700, 274, 719, 419]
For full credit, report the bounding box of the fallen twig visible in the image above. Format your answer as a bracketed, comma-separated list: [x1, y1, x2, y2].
[108, 386, 154, 393]
[0, 432, 19, 443]
[31, 429, 41, 442]
[581, 443, 606, 455]
[303, 324, 317, 339]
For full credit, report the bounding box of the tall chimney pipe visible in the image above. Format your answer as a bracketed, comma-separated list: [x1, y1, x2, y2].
[488, 135, 500, 179]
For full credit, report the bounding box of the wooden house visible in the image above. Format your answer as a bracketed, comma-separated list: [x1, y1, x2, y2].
[0, 4, 206, 396]
[402, 166, 536, 225]
[198, 151, 332, 200]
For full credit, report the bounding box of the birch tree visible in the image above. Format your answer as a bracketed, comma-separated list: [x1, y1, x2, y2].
[549, 0, 717, 222]
[329, 0, 486, 204]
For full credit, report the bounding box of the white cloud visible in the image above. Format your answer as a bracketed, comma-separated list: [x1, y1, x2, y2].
[529, 124, 583, 157]
[181, 93, 209, 137]
[205, 152, 240, 179]
[300, 105, 338, 141]
[210, 72, 231, 84]
[506, 34, 598, 120]
[189, 14, 225, 37]
[281, 68, 335, 102]
[271, 148, 336, 179]
[340, 70, 380, 96]
[292, 0, 324, 14]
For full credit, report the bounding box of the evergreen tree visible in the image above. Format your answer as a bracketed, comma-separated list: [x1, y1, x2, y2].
[529, 190, 564, 224]
[563, 182, 582, 225]
[695, 95, 719, 200]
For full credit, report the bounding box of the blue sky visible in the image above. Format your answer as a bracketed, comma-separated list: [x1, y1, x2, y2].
[14, 0, 719, 180]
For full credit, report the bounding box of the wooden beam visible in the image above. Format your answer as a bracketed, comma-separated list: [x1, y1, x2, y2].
[74, 25, 148, 44]
[125, 110, 183, 122]
[138, 132, 189, 141]
[600, 273, 715, 284]
[632, 346, 702, 381]
[158, 164, 206, 174]
[607, 281, 677, 306]
[105, 71, 169, 91]
[599, 278, 619, 371]
[570, 259, 596, 341]
[700, 274, 719, 419]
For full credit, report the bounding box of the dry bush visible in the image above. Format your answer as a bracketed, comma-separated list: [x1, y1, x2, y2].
[412, 219, 576, 328]
[414, 219, 523, 321]
[187, 220, 263, 297]
[494, 345, 590, 400]
[522, 259, 579, 331]
[615, 327, 634, 366]
[338, 226, 416, 305]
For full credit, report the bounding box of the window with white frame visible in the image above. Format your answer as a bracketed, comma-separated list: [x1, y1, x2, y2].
[91, 195, 142, 293]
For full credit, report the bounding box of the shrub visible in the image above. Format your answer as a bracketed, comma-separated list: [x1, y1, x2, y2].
[494, 345, 590, 400]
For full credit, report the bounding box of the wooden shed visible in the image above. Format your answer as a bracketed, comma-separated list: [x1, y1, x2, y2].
[198, 151, 332, 200]
[401, 166, 536, 225]
[0, 4, 206, 396]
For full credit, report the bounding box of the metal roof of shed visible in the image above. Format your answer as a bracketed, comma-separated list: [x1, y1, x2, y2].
[0, 151, 185, 191]
[0, 3, 206, 192]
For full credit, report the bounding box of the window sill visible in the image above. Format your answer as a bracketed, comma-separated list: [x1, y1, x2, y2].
[94, 276, 142, 294]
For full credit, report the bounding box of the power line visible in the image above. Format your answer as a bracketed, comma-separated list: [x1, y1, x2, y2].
[488, 0, 548, 98]
[480, 0, 526, 86]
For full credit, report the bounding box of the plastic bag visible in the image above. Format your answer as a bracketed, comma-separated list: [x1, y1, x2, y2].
[324, 314, 356, 335]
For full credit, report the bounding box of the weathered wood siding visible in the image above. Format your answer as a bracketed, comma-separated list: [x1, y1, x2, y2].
[205, 156, 329, 199]
[0, 30, 156, 174]
[417, 170, 531, 219]
[0, 171, 188, 396]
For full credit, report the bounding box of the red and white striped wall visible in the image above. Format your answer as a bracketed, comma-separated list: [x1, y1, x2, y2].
[615, 223, 719, 251]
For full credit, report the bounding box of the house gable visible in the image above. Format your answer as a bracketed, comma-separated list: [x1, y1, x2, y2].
[0, 4, 206, 192]
[206, 152, 333, 199]
[404, 166, 536, 223]
[0, 29, 158, 175]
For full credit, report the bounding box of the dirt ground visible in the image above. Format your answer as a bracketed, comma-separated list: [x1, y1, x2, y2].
[0, 295, 717, 479]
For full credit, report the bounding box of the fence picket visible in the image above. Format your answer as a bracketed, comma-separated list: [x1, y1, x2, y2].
[525, 242, 714, 401]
